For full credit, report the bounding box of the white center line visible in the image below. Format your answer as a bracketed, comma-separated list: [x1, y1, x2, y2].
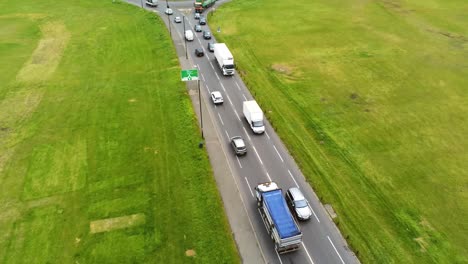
[242, 126, 251, 141]
[225, 130, 230, 139]
[301, 242, 316, 264]
[265, 131, 271, 139]
[234, 109, 241, 122]
[218, 113, 224, 126]
[220, 82, 226, 92]
[287, 170, 300, 188]
[235, 82, 241, 91]
[265, 171, 272, 181]
[273, 145, 284, 163]
[244, 177, 253, 197]
[327, 236, 345, 264]
[252, 146, 263, 166]
[242, 94, 247, 101]
[236, 156, 243, 169]
[215, 71, 220, 80]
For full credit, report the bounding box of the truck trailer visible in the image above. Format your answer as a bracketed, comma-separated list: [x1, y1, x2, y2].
[194, 0, 216, 13]
[243, 100, 265, 134]
[213, 43, 235, 76]
[255, 182, 303, 254]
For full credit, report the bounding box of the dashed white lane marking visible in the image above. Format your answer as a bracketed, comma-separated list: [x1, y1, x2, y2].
[327, 236, 345, 264]
[225, 130, 230, 139]
[242, 94, 247, 101]
[237, 156, 243, 169]
[287, 170, 300, 188]
[215, 71, 220, 80]
[220, 82, 226, 92]
[234, 109, 241, 122]
[235, 82, 241, 91]
[244, 177, 253, 197]
[210, 61, 215, 71]
[273, 145, 284, 163]
[242, 126, 251, 141]
[252, 146, 263, 166]
[301, 242, 316, 264]
[265, 171, 272, 181]
[218, 113, 224, 126]
[205, 84, 211, 93]
[265, 131, 271, 139]
[201, 73, 205, 82]
[226, 94, 233, 106]
[275, 251, 284, 264]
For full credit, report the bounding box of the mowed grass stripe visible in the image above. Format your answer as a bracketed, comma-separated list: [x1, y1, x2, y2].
[211, 0, 467, 262]
[0, 1, 239, 263]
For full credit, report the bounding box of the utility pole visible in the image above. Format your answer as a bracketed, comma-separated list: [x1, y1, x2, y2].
[183, 16, 188, 59]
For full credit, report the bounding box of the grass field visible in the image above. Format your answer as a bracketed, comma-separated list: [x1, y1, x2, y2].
[0, 1, 239, 263]
[210, 0, 468, 262]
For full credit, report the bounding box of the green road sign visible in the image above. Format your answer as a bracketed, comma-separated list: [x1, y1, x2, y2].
[181, 69, 199, 81]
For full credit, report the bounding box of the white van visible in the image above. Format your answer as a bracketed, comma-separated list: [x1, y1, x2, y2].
[145, 0, 158, 7]
[185, 30, 194, 41]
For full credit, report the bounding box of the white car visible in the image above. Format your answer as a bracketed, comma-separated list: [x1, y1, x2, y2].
[210, 91, 224, 105]
[145, 0, 158, 7]
[174, 16, 181, 23]
[165, 8, 173, 15]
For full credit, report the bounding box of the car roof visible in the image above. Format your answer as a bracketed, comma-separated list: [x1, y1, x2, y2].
[288, 187, 305, 200]
[231, 137, 245, 147]
[211, 91, 222, 97]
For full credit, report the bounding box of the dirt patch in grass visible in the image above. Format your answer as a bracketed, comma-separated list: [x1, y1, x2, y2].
[16, 21, 70, 83]
[185, 249, 196, 257]
[90, 213, 146, 234]
[271, 64, 293, 75]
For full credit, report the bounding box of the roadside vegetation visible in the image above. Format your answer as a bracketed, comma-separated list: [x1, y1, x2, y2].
[0, 1, 239, 263]
[211, 0, 468, 262]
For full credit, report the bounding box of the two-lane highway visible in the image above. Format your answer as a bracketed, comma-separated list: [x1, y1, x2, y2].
[126, 1, 360, 263]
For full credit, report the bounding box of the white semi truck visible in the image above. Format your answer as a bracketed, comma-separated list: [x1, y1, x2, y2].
[243, 100, 265, 134]
[213, 43, 235, 76]
[256, 182, 303, 254]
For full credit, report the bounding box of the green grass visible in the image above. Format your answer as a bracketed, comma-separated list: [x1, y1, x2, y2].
[210, 0, 468, 263]
[0, 1, 238, 263]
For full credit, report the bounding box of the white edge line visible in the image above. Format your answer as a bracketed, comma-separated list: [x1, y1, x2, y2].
[265, 171, 272, 181]
[301, 241, 316, 264]
[327, 236, 345, 264]
[265, 131, 271, 139]
[273, 145, 284, 163]
[242, 126, 251, 141]
[234, 109, 241, 122]
[252, 146, 263, 166]
[225, 130, 230, 139]
[242, 94, 247, 101]
[275, 251, 284, 264]
[236, 156, 243, 169]
[218, 113, 224, 126]
[244, 177, 253, 197]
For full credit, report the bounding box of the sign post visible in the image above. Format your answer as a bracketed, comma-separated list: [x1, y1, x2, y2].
[181, 69, 203, 139]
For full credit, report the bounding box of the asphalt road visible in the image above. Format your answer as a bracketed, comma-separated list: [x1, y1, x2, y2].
[126, 1, 361, 263]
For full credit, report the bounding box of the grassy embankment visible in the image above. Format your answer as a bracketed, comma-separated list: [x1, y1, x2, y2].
[211, 0, 468, 262]
[0, 1, 239, 263]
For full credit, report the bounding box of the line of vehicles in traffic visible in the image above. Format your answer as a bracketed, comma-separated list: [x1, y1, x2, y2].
[156, 3, 315, 255]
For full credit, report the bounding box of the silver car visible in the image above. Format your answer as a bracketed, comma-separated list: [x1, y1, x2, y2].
[210, 91, 224, 104]
[285, 187, 313, 220]
[230, 136, 247, 156]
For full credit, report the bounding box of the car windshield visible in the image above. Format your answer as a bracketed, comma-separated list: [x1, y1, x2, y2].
[294, 200, 308, 208]
[252, 120, 263, 127]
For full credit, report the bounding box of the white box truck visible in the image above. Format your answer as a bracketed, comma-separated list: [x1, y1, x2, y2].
[243, 100, 265, 134]
[213, 43, 235, 76]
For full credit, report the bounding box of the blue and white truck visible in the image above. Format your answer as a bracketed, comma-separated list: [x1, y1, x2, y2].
[255, 181, 303, 254]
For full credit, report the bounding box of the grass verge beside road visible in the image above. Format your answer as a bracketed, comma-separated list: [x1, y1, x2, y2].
[211, 0, 468, 262]
[0, 1, 239, 263]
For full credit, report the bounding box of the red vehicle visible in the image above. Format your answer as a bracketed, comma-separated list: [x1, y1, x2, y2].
[194, 0, 216, 13]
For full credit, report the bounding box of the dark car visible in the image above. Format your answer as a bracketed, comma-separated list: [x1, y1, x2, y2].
[199, 17, 206, 25]
[207, 42, 215, 52]
[230, 136, 247, 156]
[194, 13, 201, 20]
[195, 48, 204, 57]
[194, 24, 202, 32]
[203, 31, 211, 39]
